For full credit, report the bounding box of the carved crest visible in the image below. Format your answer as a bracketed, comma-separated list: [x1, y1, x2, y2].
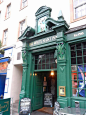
[56, 43, 66, 60]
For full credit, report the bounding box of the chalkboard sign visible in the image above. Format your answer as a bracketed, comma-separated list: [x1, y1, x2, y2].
[44, 93, 53, 107]
[19, 98, 31, 115]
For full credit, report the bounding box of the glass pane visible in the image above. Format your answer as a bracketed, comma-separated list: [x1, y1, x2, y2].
[71, 58, 76, 64]
[79, 88, 85, 97]
[83, 42, 86, 48]
[38, 65, 41, 69]
[83, 49, 86, 55]
[35, 59, 38, 65]
[76, 43, 81, 49]
[71, 51, 76, 57]
[38, 59, 41, 64]
[84, 65, 86, 72]
[46, 58, 49, 63]
[50, 58, 55, 63]
[42, 64, 45, 69]
[50, 63, 54, 69]
[77, 57, 82, 64]
[35, 65, 37, 70]
[46, 64, 49, 69]
[84, 56, 86, 63]
[42, 59, 45, 64]
[77, 50, 82, 56]
[72, 88, 77, 97]
[50, 53, 54, 58]
[71, 45, 75, 50]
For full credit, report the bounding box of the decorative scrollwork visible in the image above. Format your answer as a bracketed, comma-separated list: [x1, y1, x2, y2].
[22, 50, 27, 64]
[56, 42, 66, 60]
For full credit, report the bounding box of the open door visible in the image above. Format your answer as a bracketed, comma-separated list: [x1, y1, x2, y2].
[33, 73, 43, 110]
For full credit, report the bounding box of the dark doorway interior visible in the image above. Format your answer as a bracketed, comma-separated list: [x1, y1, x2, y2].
[33, 71, 57, 113]
[42, 71, 57, 106]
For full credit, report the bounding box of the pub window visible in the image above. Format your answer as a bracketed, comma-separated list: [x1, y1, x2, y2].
[71, 42, 86, 97]
[73, 0, 86, 19]
[35, 52, 57, 70]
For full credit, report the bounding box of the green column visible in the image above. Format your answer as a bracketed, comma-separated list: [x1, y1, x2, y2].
[25, 52, 33, 98]
[56, 31, 67, 108]
[18, 42, 28, 112]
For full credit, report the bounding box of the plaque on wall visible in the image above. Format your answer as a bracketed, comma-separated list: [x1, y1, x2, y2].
[44, 93, 53, 107]
[59, 86, 66, 96]
[19, 98, 31, 115]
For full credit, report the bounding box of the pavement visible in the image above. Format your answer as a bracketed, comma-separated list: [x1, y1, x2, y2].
[31, 111, 51, 115]
[12, 111, 51, 115]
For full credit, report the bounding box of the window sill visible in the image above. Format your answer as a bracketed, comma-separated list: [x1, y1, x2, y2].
[70, 15, 86, 23]
[4, 17, 10, 21]
[71, 96, 86, 100]
[20, 5, 28, 11]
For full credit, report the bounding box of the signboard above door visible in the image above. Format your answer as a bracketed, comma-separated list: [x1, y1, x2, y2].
[29, 35, 57, 47]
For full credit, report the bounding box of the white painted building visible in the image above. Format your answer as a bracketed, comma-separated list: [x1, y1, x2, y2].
[0, 0, 86, 103]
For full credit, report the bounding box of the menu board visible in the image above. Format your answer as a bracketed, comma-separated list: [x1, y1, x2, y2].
[19, 98, 31, 115]
[44, 93, 53, 107]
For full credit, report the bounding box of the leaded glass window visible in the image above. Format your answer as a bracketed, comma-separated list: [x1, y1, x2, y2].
[35, 52, 57, 70]
[71, 42, 86, 97]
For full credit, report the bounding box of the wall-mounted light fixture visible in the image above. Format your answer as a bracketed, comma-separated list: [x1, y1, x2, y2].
[51, 71, 54, 76]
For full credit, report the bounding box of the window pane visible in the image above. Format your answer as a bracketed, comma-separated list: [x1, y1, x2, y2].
[84, 56, 86, 63]
[83, 42, 86, 48]
[77, 57, 82, 64]
[83, 49, 86, 55]
[70, 45, 75, 50]
[71, 58, 76, 64]
[71, 42, 86, 97]
[76, 43, 81, 49]
[77, 50, 82, 56]
[71, 51, 76, 57]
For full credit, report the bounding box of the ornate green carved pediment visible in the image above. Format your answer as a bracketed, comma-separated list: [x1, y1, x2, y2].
[35, 6, 52, 16]
[45, 10, 69, 31]
[18, 26, 35, 41]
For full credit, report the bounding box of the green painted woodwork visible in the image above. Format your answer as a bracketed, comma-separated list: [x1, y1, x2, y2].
[18, 5, 86, 112]
[33, 73, 43, 110]
[57, 43, 66, 60]
[35, 6, 52, 34]
[66, 29, 86, 43]
[57, 98, 67, 108]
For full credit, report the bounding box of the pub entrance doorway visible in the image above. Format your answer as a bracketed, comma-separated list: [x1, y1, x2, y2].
[33, 71, 57, 113]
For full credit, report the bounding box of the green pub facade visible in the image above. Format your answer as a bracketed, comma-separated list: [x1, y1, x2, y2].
[19, 6, 86, 111]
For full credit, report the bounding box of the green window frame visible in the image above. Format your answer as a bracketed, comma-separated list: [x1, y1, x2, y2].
[70, 42, 86, 97]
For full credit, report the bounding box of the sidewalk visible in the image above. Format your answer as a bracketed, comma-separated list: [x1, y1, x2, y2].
[12, 111, 51, 115]
[31, 111, 51, 115]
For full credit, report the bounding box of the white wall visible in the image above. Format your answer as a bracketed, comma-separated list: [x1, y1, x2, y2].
[0, 0, 86, 47]
[13, 41, 23, 65]
[10, 65, 23, 103]
[4, 47, 14, 99]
